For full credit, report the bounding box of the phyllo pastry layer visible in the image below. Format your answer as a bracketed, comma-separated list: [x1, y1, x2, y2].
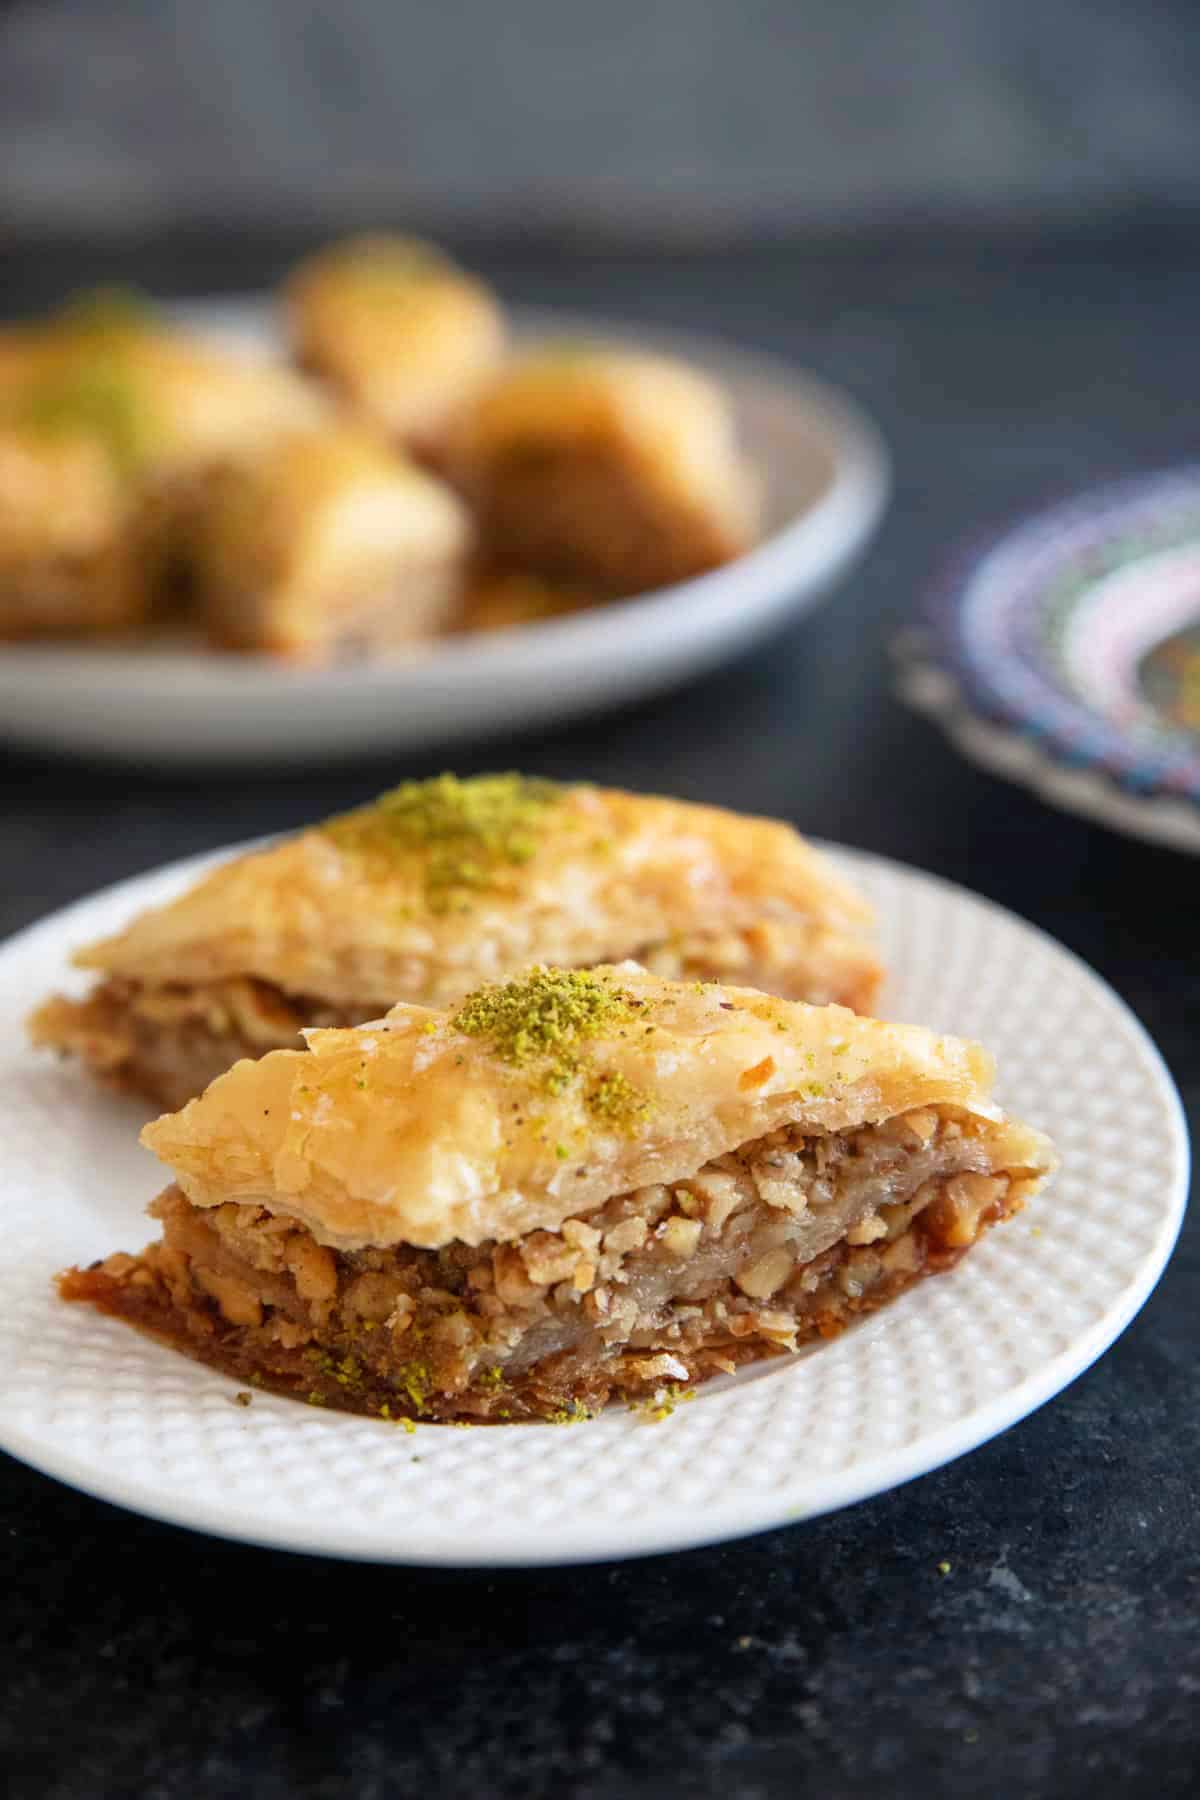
[60, 967, 1055, 1423]
[30, 775, 882, 1108]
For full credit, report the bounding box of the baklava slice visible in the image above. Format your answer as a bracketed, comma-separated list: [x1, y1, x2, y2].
[61, 968, 1055, 1421]
[30, 774, 882, 1109]
[283, 235, 506, 459]
[0, 298, 327, 626]
[192, 427, 472, 656]
[4, 304, 324, 485]
[444, 346, 760, 594]
[0, 427, 149, 637]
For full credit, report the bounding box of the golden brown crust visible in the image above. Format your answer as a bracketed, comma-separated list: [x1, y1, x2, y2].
[67, 779, 876, 1008]
[284, 236, 506, 453]
[1, 327, 324, 483]
[0, 429, 154, 637]
[140, 966, 1053, 1252]
[66, 787, 875, 999]
[193, 428, 472, 655]
[445, 347, 760, 594]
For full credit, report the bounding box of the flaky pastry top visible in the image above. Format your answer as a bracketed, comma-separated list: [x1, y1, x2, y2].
[447, 345, 760, 541]
[141, 964, 1053, 1251]
[77, 776, 874, 1007]
[197, 427, 470, 590]
[283, 235, 505, 441]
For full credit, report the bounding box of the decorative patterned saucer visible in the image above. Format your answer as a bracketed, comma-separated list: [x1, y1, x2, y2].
[897, 470, 1200, 852]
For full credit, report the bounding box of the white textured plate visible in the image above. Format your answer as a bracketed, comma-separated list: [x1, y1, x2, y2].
[0, 844, 1187, 1564]
[0, 301, 888, 766]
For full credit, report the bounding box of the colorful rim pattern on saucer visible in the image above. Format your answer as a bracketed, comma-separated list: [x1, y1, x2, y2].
[902, 469, 1200, 832]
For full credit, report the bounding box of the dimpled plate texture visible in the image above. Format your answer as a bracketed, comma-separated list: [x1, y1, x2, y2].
[0, 845, 1187, 1566]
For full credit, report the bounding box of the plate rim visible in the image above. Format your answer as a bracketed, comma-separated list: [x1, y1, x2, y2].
[895, 630, 1200, 855]
[0, 839, 1188, 1566]
[900, 469, 1200, 846]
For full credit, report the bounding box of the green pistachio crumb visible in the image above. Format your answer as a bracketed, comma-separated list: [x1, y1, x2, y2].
[586, 1069, 650, 1128]
[451, 968, 653, 1127]
[323, 773, 563, 913]
[452, 966, 641, 1096]
[16, 360, 157, 478]
[547, 1400, 592, 1424]
[630, 1384, 695, 1421]
[397, 1362, 431, 1411]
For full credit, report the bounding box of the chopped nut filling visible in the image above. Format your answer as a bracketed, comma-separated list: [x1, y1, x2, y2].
[61, 1105, 1038, 1422]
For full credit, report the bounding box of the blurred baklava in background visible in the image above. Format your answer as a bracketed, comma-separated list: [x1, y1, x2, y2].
[0, 237, 762, 660]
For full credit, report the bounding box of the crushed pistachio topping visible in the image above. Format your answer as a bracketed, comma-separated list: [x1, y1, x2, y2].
[324, 772, 563, 913]
[16, 361, 155, 477]
[631, 1384, 695, 1422]
[587, 1070, 651, 1128]
[452, 966, 651, 1123]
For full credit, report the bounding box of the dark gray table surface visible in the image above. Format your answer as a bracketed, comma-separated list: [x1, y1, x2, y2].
[2, 235, 1198, 1800]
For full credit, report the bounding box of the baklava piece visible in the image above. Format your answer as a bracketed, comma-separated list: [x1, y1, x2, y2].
[0, 294, 326, 626]
[61, 968, 1055, 1422]
[445, 346, 760, 595]
[3, 302, 324, 484]
[31, 774, 882, 1108]
[0, 428, 149, 638]
[283, 235, 506, 459]
[192, 427, 471, 656]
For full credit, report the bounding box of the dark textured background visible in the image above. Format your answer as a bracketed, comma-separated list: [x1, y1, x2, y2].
[1, 235, 1198, 1798]
[4, 0, 1200, 244]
